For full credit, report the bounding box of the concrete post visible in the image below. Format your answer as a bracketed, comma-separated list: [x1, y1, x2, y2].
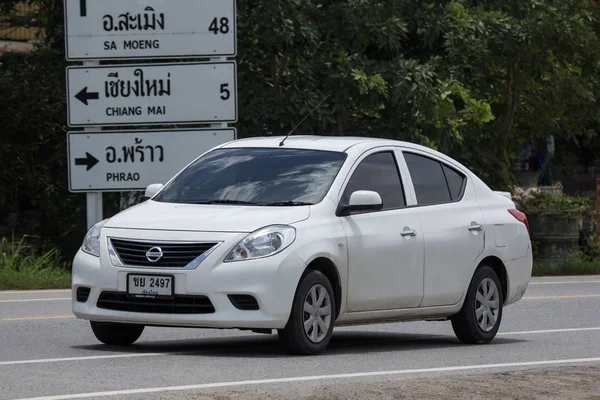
[596, 177, 600, 239]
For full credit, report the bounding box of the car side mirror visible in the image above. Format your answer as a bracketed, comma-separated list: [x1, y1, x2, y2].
[338, 190, 383, 216]
[144, 183, 164, 199]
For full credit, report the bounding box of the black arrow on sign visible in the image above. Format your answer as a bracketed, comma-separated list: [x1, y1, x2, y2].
[75, 87, 99, 105]
[80, 0, 87, 17]
[75, 153, 99, 171]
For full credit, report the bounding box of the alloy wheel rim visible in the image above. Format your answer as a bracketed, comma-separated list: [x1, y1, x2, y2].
[475, 277, 500, 332]
[303, 284, 332, 343]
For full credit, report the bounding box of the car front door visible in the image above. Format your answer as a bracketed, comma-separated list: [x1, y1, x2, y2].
[340, 149, 424, 312]
[401, 151, 485, 307]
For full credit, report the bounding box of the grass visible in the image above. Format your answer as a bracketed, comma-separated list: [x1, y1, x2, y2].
[0, 235, 71, 290]
[0, 266, 71, 290]
[532, 260, 600, 276]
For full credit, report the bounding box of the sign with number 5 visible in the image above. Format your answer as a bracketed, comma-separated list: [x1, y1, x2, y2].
[66, 62, 238, 127]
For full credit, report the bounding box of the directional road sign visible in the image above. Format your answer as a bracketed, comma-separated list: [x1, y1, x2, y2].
[66, 61, 237, 127]
[67, 128, 236, 192]
[64, 0, 236, 60]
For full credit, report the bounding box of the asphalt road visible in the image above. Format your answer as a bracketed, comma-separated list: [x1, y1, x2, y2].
[1, 276, 600, 400]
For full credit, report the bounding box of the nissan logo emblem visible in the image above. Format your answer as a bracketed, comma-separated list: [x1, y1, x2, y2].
[145, 247, 163, 263]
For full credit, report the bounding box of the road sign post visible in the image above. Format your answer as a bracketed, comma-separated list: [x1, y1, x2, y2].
[64, 0, 238, 228]
[81, 59, 104, 230]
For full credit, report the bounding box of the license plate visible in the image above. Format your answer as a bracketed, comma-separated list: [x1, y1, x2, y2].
[127, 274, 174, 299]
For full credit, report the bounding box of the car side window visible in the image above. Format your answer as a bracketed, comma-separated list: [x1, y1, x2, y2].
[404, 152, 453, 206]
[442, 164, 466, 201]
[342, 151, 406, 210]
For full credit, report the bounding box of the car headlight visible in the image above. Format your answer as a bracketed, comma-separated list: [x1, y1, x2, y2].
[224, 225, 296, 262]
[81, 220, 107, 257]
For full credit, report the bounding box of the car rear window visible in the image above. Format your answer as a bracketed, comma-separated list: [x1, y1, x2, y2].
[404, 153, 458, 206]
[443, 164, 466, 201]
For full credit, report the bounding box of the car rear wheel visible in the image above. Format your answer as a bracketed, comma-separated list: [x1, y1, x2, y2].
[451, 265, 503, 344]
[278, 270, 335, 355]
[90, 321, 145, 346]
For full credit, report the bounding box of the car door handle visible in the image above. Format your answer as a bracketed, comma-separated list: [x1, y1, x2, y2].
[401, 229, 417, 237]
[468, 224, 483, 232]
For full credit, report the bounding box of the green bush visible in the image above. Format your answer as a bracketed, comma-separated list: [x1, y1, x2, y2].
[0, 235, 71, 290]
[513, 190, 594, 217]
[533, 260, 600, 276]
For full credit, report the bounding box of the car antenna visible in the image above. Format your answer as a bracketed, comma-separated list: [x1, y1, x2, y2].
[279, 94, 331, 147]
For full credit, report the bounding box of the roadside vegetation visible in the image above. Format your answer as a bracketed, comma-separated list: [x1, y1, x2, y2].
[0, 236, 71, 290]
[533, 260, 600, 276]
[533, 234, 600, 276]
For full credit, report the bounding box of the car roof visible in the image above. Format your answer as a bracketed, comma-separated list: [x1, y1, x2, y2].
[218, 135, 489, 189]
[220, 135, 421, 153]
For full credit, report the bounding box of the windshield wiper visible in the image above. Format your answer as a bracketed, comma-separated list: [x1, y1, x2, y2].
[262, 201, 314, 206]
[191, 199, 259, 205]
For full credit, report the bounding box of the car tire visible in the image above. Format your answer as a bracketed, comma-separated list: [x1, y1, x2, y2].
[90, 321, 145, 346]
[278, 270, 336, 355]
[451, 265, 503, 344]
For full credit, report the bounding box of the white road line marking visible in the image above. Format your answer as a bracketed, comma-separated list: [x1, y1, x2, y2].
[0, 298, 71, 303]
[0, 353, 166, 366]
[3, 326, 600, 367]
[13, 357, 600, 400]
[0, 316, 75, 322]
[523, 294, 600, 300]
[1, 291, 599, 303]
[530, 280, 600, 285]
[499, 327, 600, 335]
[0, 289, 70, 294]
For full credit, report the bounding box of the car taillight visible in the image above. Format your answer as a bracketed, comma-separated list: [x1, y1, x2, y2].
[508, 209, 529, 235]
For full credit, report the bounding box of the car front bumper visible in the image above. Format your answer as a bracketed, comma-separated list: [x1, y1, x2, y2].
[72, 229, 306, 330]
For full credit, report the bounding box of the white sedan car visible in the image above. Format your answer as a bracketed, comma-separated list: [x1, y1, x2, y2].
[72, 136, 532, 355]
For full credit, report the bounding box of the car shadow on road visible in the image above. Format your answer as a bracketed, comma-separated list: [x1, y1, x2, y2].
[71, 330, 525, 358]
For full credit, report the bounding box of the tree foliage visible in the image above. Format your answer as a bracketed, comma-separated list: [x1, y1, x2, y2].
[1, 0, 600, 257]
[237, 0, 600, 188]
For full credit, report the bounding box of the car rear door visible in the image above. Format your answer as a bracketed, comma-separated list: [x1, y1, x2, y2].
[340, 149, 424, 312]
[399, 150, 485, 307]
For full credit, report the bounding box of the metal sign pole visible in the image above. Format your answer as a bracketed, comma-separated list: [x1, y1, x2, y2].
[212, 56, 231, 134]
[84, 60, 103, 229]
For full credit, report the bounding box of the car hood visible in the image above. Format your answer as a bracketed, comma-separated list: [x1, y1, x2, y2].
[104, 200, 311, 233]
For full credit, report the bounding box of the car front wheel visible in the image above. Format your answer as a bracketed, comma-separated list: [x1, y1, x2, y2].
[90, 321, 145, 346]
[451, 265, 503, 344]
[278, 270, 336, 355]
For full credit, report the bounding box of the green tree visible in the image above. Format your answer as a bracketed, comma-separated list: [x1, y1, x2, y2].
[237, 0, 600, 188]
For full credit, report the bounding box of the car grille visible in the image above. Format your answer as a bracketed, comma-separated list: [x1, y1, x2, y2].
[109, 238, 219, 268]
[97, 291, 215, 314]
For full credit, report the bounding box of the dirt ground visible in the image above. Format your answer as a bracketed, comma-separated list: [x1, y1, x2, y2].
[166, 366, 600, 400]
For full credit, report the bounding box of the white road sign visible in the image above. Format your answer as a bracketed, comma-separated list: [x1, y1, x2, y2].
[64, 0, 236, 60]
[66, 61, 237, 127]
[67, 128, 236, 192]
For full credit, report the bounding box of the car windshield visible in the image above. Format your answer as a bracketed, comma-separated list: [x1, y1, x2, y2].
[154, 148, 347, 205]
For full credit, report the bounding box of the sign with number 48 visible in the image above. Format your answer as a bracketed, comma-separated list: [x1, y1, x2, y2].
[64, 0, 236, 60]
